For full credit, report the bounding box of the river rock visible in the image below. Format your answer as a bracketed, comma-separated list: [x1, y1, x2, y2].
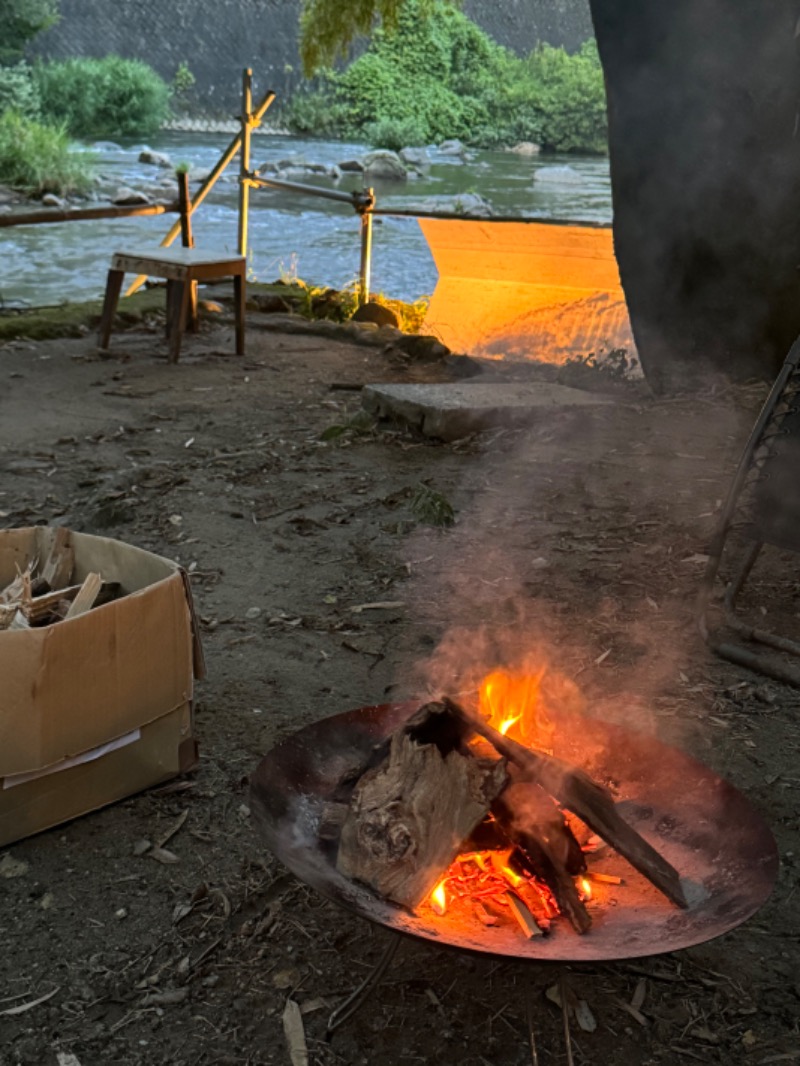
[338, 158, 365, 172]
[363, 151, 408, 181]
[438, 138, 468, 158]
[139, 149, 173, 168]
[509, 141, 541, 156]
[351, 301, 400, 329]
[533, 165, 584, 185]
[41, 193, 67, 209]
[399, 146, 430, 170]
[112, 186, 152, 206]
[407, 192, 493, 217]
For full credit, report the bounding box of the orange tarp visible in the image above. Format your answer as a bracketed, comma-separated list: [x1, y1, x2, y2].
[419, 218, 636, 364]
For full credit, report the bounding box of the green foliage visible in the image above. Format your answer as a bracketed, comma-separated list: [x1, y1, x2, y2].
[411, 483, 455, 527]
[172, 60, 195, 95]
[34, 55, 170, 139]
[0, 62, 41, 118]
[363, 115, 427, 151]
[299, 0, 440, 75]
[320, 410, 376, 441]
[0, 0, 59, 66]
[291, 0, 606, 153]
[525, 40, 608, 153]
[0, 110, 91, 195]
[282, 83, 347, 136]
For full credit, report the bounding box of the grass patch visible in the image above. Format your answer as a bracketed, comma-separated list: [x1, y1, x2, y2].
[0, 111, 92, 196]
[0, 289, 166, 342]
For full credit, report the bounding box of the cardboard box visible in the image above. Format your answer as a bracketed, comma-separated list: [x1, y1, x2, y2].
[0, 527, 203, 846]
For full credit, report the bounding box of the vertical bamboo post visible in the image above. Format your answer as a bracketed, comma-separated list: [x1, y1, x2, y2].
[177, 169, 198, 330]
[358, 187, 374, 307]
[177, 170, 194, 249]
[238, 68, 253, 261]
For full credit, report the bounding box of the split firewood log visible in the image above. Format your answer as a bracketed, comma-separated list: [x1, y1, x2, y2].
[336, 702, 509, 909]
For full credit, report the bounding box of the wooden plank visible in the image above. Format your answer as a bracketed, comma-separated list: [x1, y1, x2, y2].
[65, 573, 103, 619]
[40, 527, 73, 590]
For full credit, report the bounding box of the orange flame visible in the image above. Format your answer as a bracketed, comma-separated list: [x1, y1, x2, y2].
[479, 668, 549, 746]
[579, 877, 592, 901]
[430, 880, 447, 915]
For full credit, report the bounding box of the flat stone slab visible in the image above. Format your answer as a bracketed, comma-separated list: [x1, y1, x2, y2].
[362, 381, 613, 441]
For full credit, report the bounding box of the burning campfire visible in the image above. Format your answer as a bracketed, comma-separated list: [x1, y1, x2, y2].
[324, 669, 687, 940]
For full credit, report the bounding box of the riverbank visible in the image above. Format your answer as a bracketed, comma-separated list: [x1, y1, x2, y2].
[0, 132, 612, 310]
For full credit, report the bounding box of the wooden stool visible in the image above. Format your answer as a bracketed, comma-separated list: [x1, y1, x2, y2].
[98, 248, 246, 362]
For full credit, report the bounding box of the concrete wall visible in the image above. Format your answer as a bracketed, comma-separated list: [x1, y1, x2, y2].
[32, 0, 594, 114]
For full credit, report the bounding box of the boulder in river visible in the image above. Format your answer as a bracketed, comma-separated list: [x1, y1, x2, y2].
[437, 138, 469, 158]
[363, 150, 408, 181]
[112, 187, 152, 206]
[509, 141, 541, 156]
[399, 146, 430, 170]
[138, 149, 173, 168]
[338, 158, 365, 172]
[533, 165, 584, 186]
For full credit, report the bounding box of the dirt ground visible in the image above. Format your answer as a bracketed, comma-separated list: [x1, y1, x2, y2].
[1, 302, 799, 1066]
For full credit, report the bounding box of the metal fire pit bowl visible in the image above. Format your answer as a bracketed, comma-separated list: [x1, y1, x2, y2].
[250, 703, 778, 963]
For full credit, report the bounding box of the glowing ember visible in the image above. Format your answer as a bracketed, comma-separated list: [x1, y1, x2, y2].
[430, 880, 448, 915]
[579, 877, 593, 901]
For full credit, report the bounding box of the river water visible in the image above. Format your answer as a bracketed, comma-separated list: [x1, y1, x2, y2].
[1, 131, 612, 309]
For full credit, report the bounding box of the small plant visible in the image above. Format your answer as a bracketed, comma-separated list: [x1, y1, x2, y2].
[0, 110, 92, 195]
[172, 61, 195, 96]
[411, 483, 455, 527]
[320, 410, 376, 441]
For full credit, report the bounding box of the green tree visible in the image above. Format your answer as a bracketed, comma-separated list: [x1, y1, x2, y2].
[0, 0, 59, 66]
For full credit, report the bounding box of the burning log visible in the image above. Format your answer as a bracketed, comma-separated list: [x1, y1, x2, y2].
[335, 701, 509, 909]
[442, 698, 688, 910]
[492, 783, 591, 934]
[328, 694, 686, 939]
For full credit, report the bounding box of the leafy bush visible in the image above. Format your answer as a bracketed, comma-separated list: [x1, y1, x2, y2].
[526, 40, 608, 153]
[363, 115, 428, 151]
[0, 110, 91, 195]
[282, 84, 347, 136]
[287, 0, 606, 154]
[0, 62, 41, 119]
[34, 55, 170, 139]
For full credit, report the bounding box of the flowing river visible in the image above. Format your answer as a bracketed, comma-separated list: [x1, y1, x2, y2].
[0, 130, 612, 309]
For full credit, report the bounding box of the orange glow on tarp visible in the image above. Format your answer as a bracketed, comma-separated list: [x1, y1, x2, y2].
[419, 218, 636, 365]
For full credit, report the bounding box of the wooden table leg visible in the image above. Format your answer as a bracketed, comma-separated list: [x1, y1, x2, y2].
[233, 272, 245, 355]
[98, 268, 124, 350]
[169, 279, 192, 363]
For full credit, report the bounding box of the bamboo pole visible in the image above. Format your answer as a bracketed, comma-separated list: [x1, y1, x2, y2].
[177, 171, 194, 249]
[238, 68, 253, 260]
[0, 201, 180, 228]
[358, 187, 374, 306]
[123, 84, 275, 297]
